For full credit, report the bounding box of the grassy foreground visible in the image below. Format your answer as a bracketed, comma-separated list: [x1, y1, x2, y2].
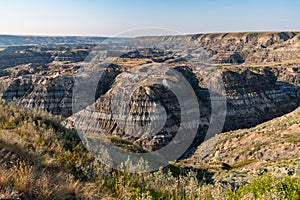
[0, 101, 299, 199]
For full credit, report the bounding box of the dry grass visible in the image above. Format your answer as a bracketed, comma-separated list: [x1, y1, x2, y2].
[184, 106, 300, 172]
[0, 101, 114, 199]
[0, 101, 299, 199]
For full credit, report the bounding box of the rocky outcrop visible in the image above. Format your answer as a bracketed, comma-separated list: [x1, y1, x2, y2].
[72, 65, 206, 153]
[223, 68, 299, 131]
[69, 61, 300, 157]
[0, 45, 91, 70]
[0, 46, 52, 70]
[19, 75, 74, 117]
[0, 45, 96, 117]
[191, 32, 300, 65]
[0, 32, 300, 157]
[1, 75, 74, 117]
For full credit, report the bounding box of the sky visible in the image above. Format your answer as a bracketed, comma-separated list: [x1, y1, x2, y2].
[0, 0, 299, 37]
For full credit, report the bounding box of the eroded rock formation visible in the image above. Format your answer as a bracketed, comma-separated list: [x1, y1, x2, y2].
[0, 32, 300, 157]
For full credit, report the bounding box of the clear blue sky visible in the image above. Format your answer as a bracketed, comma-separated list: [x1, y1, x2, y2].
[0, 0, 299, 36]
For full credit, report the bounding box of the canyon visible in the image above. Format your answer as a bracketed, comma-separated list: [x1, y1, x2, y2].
[0, 32, 300, 159]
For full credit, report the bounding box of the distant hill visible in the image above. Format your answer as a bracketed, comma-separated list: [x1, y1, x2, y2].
[0, 35, 129, 47]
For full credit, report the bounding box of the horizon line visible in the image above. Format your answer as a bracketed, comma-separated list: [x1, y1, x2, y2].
[1, 30, 300, 38]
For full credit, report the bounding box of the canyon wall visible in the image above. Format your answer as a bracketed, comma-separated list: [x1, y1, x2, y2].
[0, 32, 299, 156]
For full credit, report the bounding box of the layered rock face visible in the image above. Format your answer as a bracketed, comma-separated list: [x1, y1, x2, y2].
[0, 45, 91, 70]
[0, 45, 94, 117]
[0, 46, 52, 70]
[1, 75, 74, 117]
[0, 32, 300, 156]
[69, 63, 300, 156]
[71, 63, 208, 154]
[223, 68, 299, 131]
[191, 32, 300, 65]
